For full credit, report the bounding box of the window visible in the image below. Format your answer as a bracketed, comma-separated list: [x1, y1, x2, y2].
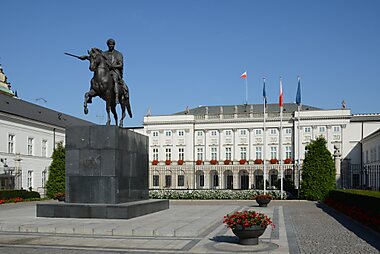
[42, 140, 48, 157]
[178, 175, 185, 187]
[8, 134, 15, 154]
[240, 147, 247, 160]
[153, 175, 159, 186]
[197, 131, 203, 136]
[285, 128, 292, 135]
[270, 129, 277, 135]
[304, 127, 311, 133]
[152, 131, 159, 137]
[378, 146, 380, 162]
[42, 169, 47, 187]
[270, 146, 277, 159]
[27, 138, 34, 156]
[225, 147, 232, 160]
[365, 150, 369, 163]
[27, 170, 33, 189]
[255, 129, 262, 135]
[211, 130, 217, 136]
[197, 148, 203, 161]
[211, 147, 218, 160]
[213, 174, 219, 187]
[199, 175, 204, 187]
[285, 146, 292, 159]
[153, 148, 159, 161]
[165, 175, 172, 187]
[240, 129, 247, 136]
[178, 148, 185, 161]
[165, 148, 171, 161]
[333, 126, 341, 133]
[255, 147, 262, 160]
[178, 130, 184, 136]
[165, 131, 172, 137]
[225, 130, 232, 136]
[319, 126, 326, 132]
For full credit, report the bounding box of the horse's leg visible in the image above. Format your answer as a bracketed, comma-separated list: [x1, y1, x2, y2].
[106, 93, 111, 126]
[84, 92, 89, 115]
[111, 102, 118, 126]
[119, 102, 126, 127]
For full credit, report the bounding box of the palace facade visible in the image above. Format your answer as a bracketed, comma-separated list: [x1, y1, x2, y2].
[142, 104, 380, 190]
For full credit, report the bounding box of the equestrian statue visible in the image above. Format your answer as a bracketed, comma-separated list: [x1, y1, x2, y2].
[65, 38, 132, 127]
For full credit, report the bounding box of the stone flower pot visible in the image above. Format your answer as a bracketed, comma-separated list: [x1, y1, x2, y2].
[256, 198, 271, 207]
[232, 225, 267, 245]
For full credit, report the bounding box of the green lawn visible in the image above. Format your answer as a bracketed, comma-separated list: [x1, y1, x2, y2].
[339, 189, 380, 198]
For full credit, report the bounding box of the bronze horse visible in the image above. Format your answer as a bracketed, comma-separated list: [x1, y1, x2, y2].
[84, 48, 132, 127]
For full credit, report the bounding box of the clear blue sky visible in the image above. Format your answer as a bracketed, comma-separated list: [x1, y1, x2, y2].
[1, 0, 379, 126]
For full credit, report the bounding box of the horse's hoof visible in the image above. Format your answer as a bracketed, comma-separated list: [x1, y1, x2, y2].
[84, 108, 88, 114]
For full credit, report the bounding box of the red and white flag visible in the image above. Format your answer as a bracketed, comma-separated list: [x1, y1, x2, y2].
[279, 79, 283, 107]
[240, 71, 247, 78]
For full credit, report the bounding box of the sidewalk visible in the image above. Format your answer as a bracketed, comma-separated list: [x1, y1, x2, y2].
[0, 200, 378, 253]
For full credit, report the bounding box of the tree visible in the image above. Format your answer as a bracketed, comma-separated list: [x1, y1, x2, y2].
[46, 142, 65, 198]
[301, 136, 335, 200]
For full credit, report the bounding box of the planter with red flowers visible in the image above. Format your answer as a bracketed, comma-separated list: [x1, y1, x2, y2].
[177, 160, 184, 165]
[239, 159, 247, 165]
[152, 160, 159, 165]
[254, 159, 263, 165]
[223, 210, 273, 245]
[210, 160, 218, 165]
[253, 194, 272, 207]
[165, 160, 172, 165]
[270, 159, 278, 164]
[224, 159, 232, 165]
[284, 158, 292, 164]
[196, 160, 203, 165]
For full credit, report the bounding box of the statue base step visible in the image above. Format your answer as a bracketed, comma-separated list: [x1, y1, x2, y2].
[37, 199, 168, 219]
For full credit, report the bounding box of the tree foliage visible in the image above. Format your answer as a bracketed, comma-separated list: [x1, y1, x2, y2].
[46, 142, 65, 198]
[301, 137, 336, 200]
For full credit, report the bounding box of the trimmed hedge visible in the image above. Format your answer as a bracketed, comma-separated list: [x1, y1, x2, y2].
[327, 190, 380, 215]
[149, 189, 288, 200]
[0, 190, 40, 200]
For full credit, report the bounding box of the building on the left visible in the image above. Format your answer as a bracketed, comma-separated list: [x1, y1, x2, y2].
[0, 65, 93, 194]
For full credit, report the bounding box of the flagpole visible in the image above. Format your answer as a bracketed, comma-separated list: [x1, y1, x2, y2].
[245, 74, 248, 104]
[263, 78, 267, 194]
[279, 77, 284, 199]
[297, 76, 301, 199]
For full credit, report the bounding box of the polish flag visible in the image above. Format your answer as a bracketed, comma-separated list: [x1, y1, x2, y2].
[240, 71, 247, 78]
[279, 79, 283, 107]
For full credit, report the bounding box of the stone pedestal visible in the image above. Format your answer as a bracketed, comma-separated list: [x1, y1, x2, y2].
[37, 125, 168, 219]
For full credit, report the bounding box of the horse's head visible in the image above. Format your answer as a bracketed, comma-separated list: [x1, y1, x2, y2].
[88, 48, 103, 72]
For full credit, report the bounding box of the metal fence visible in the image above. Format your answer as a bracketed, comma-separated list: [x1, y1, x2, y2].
[341, 162, 380, 191]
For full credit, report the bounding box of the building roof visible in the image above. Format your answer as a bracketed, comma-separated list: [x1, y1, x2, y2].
[174, 103, 322, 116]
[0, 93, 93, 128]
[350, 114, 380, 122]
[361, 128, 380, 143]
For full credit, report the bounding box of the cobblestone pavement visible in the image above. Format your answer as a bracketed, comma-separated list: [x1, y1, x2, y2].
[0, 200, 378, 254]
[281, 201, 380, 254]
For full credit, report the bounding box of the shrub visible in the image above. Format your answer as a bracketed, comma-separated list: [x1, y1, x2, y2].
[149, 189, 287, 200]
[0, 190, 40, 200]
[301, 137, 335, 200]
[46, 142, 65, 198]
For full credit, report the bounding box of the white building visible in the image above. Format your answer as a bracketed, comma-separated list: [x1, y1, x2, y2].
[0, 83, 92, 194]
[143, 104, 380, 190]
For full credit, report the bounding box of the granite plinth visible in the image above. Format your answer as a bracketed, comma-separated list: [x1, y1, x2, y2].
[37, 199, 169, 219]
[65, 125, 149, 204]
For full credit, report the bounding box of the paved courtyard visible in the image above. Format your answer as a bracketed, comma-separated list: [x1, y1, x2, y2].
[0, 200, 378, 254]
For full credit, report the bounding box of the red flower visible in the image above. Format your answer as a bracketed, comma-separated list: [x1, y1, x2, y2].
[210, 160, 218, 165]
[284, 158, 292, 164]
[196, 160, 203, 165]
[177, 160, 184, 165]
[152, 160, 158, 165]
[239, 159, 247, 165]
[165, 160, 171, 165]
[224, 159, 231, 165]
[254, 159, 263, 164]
[270, 158, 278, 164]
